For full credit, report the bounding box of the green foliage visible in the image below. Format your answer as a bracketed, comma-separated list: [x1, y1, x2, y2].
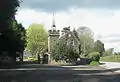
[67, 44, 80, 62]
[0, 0, 20, 31]
[93, 40, 105, 56]
[87, 52, 100, 62]
[26, 23, 48, 57]
[11, 19, 26, 57]
[0, 19, 26, 58]
[0, 0, 25, 62]
[51, 42, 60, 61]
[73, 28, 80, 41]
[89, 61, 99, 66]
[52, 41, 67, 62]
[52, 40, 80, 63]
[77, 26, 94, 56]
[100, 55, 120, 62]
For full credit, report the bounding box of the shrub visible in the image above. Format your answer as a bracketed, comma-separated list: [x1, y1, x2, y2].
[87, 52, 100, 62]
[90, 61, 99, 66]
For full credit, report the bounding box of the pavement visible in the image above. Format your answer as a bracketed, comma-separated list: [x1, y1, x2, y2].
[0, 63, 120, 82]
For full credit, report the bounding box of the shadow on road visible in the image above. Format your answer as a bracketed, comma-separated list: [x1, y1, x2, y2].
[0, 60, 120, 82]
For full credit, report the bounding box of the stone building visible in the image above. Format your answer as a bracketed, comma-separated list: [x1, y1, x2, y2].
[46, 14, 80, 63]
[59, 27, 80, 53]
[48, 14, 60, 55]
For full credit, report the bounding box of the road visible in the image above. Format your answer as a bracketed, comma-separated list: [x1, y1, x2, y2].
[0, 64, 120, 82]
[100, 62, 120, 73]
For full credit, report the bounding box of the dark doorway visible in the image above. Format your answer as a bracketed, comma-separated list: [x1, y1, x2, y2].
[43, 54, 48, 64]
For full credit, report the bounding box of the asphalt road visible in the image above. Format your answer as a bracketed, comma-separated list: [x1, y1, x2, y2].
[0, 64, 120, 82]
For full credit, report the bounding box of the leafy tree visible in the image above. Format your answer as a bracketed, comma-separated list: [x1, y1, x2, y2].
[73, 28, 80, 41]
[93, 40, 105, 56]
[0, 19, 26, 62]
[67, 44, 80, 63]
[77, 26, 94, 56]
[0, 0, 20, 32]
[73, 28, 82, 55]
[26, 23, 48, 57]
[0, 0, 26, 63]
[52, 40, 80, 63]
[11, 19, 26, 58]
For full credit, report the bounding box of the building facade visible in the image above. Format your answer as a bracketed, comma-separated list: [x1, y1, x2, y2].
[47, 14, 80, 62]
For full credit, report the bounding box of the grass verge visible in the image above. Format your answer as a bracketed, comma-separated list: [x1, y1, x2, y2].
[89, 61, 99, 66]
[100, 55, 120, 62]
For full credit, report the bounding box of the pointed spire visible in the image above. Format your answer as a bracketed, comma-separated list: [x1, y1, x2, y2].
[52, 12, 56, 30]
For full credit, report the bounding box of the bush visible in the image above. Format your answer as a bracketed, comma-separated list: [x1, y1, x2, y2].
[90, 61, 99, 66]
[87, 52, 100, 62]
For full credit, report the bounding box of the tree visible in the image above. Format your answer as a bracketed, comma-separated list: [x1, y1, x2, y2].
[26, 23, 48, 57]
[73, 28, 80, 41]
[73, 29, 82, 55]
[11, 19, 26, 58]
[77, 26, 94, 56]
[52, 40, 80, 63]
[0, 0, 20, 32]
[0, 0, 26, 63]
[0, 19, 26, 62]
[93, 40, 105, 56]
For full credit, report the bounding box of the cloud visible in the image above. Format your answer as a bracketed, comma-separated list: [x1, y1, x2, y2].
[20, 0, 120, 12]
[16, 8, 120, 35]
[16, 8, 120, 52]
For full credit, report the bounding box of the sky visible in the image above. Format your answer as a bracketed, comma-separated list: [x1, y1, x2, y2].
[16, 0, 120, 52]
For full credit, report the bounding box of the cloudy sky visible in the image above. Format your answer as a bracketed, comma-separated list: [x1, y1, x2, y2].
[16, 0, 120, 52]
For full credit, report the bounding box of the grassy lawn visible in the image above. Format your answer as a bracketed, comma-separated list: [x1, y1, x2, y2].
[100, 55, 120, 62]
[89, 61, 99, 66]
[24, 57, 38, 61]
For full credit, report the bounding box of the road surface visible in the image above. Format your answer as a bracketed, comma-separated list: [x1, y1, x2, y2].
[0, 64, 120, 82]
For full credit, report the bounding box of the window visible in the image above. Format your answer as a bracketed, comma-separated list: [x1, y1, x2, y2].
[71, 40, 74, 45]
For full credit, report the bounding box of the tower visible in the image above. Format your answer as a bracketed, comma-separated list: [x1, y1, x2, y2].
[48, 13, 60, 55]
